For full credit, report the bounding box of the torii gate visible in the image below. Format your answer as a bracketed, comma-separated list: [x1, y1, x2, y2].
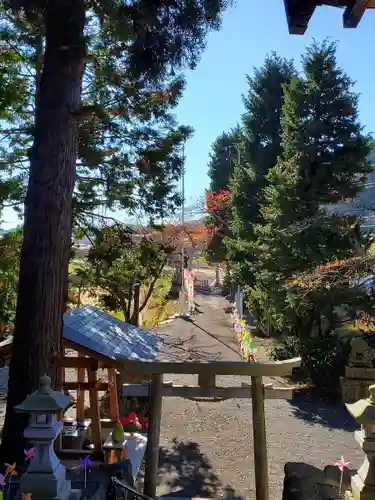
[117, 356, 301, 500]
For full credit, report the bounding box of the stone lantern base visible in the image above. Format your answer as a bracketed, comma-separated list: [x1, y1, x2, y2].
[20, 462, 79, 500]
[345, 474, 375, 500]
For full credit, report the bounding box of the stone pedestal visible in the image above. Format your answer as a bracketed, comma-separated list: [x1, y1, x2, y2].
[21, 464, 70, 500]
[15, 375, 81, 500]
[21, 422, 72, 500]
[345, 384, 375, 500]
[349, 431, 375, 500]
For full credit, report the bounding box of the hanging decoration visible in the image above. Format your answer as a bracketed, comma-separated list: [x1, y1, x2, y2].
[233, 318, 257, 361]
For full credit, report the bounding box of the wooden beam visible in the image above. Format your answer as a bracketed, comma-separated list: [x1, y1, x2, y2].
[143, 374, 163, 498]
[63, 338, 118, 367]
[63, 381, 109, 391]
[343, 0, 369, 28]
[88, 368, 102, 450]
[251, 376, 269, 500]
[117, 357, 301, 377]
[61, 357, 99, 369]
[58, 360, 65, 390]
[108, 367, 119, 422]
[284, 0, 316, 35]
[120, 383, 294, 400]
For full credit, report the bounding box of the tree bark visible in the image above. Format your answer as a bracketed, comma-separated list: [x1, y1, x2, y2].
[0, 0, 86, 464]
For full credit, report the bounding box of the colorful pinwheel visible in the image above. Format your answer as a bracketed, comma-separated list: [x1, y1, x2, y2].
[79, 456, 93, 489]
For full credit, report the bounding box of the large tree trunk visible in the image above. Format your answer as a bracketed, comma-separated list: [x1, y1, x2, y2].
[0, 0, 86, 464]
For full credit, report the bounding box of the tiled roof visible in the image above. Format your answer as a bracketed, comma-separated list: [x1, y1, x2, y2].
[0, 305, 163, 362]
[63, 305, 162, 361]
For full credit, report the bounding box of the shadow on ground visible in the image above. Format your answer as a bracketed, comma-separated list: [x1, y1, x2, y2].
[157, 438, 244, 499]
[180, 316, 240, 359]
[288, 391, 359, 432]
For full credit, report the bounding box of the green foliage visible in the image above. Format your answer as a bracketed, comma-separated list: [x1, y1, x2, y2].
[78, 225, 171, 322]
[229, 41, 374, 393]
[270, 334, 301, 361]
[300, 333, 350, 396]
[227, 54, 297, 284]
[207, 128, 241, 192]
[205, 128, 241, 262]
[249, 41, 373, 330]
[0, 0, 230, 226]
[0, 229, 21, 336]
[270, 330, 350, 396]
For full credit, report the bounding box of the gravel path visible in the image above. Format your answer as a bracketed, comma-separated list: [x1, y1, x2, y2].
[0, 270, 362, 499]
[151, 272, 362, 500]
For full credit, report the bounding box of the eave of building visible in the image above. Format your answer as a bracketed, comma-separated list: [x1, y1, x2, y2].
[285, 0, 375, 35]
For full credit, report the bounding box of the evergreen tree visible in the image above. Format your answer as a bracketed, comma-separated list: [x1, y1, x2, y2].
[207, 127, 241, 192]
[227, 54, 296, 284]
[205, 128, 240, 262]
[0, 0, 229, 462]
[249, 41, 374, 389]
[0, 12, 194, 226]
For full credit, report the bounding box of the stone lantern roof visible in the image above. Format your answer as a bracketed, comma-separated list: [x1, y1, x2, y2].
[14, 374, 71, 414]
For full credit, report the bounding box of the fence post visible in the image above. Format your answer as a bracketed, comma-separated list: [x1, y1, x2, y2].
[251, 375, 269, 500]
[144, 374, 163, 498]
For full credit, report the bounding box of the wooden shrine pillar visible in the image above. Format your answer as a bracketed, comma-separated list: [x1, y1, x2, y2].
[143, 373, 163, 498]
[251, 376, 269, 500]
[108, 367, 119, 421]
[76, 354, 86, 421]
[88, 366, 102, 450]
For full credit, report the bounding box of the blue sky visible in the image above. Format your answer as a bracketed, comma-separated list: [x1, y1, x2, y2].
[179, 1, 375, 205]
[2, 1, 375, 228]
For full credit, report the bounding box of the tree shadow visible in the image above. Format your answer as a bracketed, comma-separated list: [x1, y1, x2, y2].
[181, 318, 241, 359]
[288, 391, 359, 431]
[155, 438, 244, 499]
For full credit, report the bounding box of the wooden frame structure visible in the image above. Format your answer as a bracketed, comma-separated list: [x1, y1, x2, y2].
[59, 341, 120, 452]
[0, 337, 122, 452]
[284, 0, 375, 34]
[116, 356, 301, 500]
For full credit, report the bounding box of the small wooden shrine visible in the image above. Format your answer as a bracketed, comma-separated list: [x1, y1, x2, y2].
[341, 334, 375, 403]
[0, 305, 162, 453]
[284, 0, 375, 34]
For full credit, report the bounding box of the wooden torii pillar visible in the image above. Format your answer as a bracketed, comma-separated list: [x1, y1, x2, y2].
[119, 357, 301, 500]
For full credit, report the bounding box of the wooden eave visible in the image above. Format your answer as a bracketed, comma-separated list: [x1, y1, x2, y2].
[284, 0, 375, 34]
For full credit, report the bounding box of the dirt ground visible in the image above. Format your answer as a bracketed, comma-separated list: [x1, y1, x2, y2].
[146, 269, 362, 500]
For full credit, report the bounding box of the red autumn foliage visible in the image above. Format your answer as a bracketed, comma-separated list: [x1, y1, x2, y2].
[206, 189, 230, 214]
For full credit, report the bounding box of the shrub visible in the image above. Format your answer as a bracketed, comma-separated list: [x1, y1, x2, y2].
[301, 333, 350, 396]
[270, 334, 301, 361]
[270, 332, 350, 396]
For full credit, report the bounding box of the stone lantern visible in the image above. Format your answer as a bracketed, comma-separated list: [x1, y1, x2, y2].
[345, 383, 375, 500]
[14, 374, 78, 500]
